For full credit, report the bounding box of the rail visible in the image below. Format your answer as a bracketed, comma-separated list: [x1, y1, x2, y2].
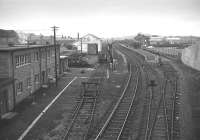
[119, 42, 179, 140]
[117, 68, 140, 140]
[62, 96, 85, 139]
[170, 77, 178, 140]
[94, 64, 140, 139]
[62, 79, 100, 140]
[147, 80, 170, 140]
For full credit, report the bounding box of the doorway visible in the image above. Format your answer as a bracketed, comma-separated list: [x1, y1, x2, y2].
[0, 90, 8, 116]
[88, 43, 98, 54]
[42, 71, 46, 84]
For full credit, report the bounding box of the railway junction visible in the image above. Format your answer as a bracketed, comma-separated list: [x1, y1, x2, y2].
[0, 42, 193, 140]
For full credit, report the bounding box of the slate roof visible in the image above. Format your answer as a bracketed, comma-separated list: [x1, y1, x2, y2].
[0, 44, 59, 52]
[81, 34, 101, 40]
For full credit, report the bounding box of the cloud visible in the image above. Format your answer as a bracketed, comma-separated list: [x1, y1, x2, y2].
[0, 0, 199, 37]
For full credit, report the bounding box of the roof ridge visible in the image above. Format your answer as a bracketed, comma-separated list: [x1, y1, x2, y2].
[81, 34, 100, 39]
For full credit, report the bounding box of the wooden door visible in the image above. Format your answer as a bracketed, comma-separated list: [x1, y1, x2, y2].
[88, 44, 98, 54]
[0, 90, 8, 116]
[42, 71, 46, 84]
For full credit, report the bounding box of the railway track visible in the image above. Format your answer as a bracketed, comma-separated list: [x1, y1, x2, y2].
[62, 78, 102, 140]
[138, 59, 164, 140]
[116, 44, 158, 140]
[94, 64, 140, 140]
[171, 78, 181, 140]
[145, 79, 170, 140]
[117, 43, 180, 140]
[140, 56, 180, 140]
[138, 57, 180, 140]
[62, 96, 97, 140]
[117, 43, 163, 140]
[146, 77, 180, 140]
[163, 65, 181, 140]
[61, 44, 180, 140]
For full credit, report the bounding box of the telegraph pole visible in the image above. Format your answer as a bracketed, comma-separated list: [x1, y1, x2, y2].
[81, 38, 83, 54]
[107, 40, 114, 70]
[51, 26, 59, 86]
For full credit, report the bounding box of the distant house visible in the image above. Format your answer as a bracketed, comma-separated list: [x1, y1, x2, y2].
[0, 29, 19, 45]
[73, 34, 102, 54]
[165, 37, 181, 44]
[28, 35, 53, 45]
[134, 33, 150, 48]
[149, 36, 165, 45]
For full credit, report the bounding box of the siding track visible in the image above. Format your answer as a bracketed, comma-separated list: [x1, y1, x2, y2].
[62, 78, 102, 140]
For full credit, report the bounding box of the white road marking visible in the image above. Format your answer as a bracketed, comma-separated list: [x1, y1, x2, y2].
[17, 76, 78, 140]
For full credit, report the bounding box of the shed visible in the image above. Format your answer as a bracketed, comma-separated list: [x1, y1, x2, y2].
[73, 34, 102, 54]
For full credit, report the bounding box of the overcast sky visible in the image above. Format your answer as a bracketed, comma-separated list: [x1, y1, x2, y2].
[0, 0, 199, 37]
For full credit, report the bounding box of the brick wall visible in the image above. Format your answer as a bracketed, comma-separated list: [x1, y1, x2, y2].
[0, 52, 10, 78]
[0, 45, 60, 105]
[12, 46, 59, 104]
[13, 49, 40, 103]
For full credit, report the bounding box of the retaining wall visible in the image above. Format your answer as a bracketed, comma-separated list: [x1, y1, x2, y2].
[181, 42, 200, 71]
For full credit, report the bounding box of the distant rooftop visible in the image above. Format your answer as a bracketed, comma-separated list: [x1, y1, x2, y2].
[0, 44, 59, 51]
[165, 37, 181, 40]
[81, 34, 101, 40]
[60, 55, 68, 59]
[0, 29, 18, 38]
[150, 36, 164, 41]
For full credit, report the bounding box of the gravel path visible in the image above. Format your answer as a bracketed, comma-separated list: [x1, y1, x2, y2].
[139, 48, 197, 140]
[168, 61, 198, 140]
[155, 54, 196, 140]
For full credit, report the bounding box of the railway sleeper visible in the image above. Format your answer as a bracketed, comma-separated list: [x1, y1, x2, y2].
[114, 111, 127, 115]
[102, 132, 120, 138]
[120, 136, 131, 140]
[110, 117, 126, 122]
[107, 125, 123, 130]
[106, 122, 123, 128]
[80, 106, 93, 109]
[114, 114, 127, 118]
[68, 133, 84, 137]
[101, 135, 118, 140]
[117, 105, 132, 109]
[76, 116, 91, 120]
[103, 128, 121, 133]
[115, 109, 129, 113]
